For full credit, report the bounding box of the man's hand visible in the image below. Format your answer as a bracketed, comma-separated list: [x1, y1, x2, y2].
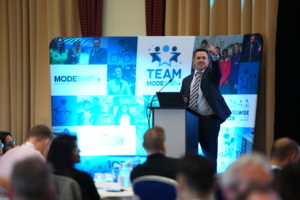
[208, 45, 218, 56]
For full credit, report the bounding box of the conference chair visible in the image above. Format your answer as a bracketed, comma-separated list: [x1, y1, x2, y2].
[53, 175, 82, 200]
[132, 175, 177, 200]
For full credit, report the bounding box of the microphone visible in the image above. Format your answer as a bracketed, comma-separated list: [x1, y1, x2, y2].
[147, 79, 173, 128]
[149, 78, 173, 108]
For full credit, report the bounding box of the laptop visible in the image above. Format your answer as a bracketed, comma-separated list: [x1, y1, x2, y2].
[156, 92, 186, 108]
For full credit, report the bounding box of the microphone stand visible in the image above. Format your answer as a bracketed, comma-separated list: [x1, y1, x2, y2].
[146, 79, 173, 128]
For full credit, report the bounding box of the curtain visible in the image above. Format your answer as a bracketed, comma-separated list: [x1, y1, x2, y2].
[0, 0, 81, 143]
[145, 0, 166, 35]
[78, 0, 103, 36]
[165, 0, 278, 154]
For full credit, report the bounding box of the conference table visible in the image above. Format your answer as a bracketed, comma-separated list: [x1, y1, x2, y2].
[95, 181, 136, 200]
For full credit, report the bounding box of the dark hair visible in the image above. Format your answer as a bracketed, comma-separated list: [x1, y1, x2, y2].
[222, 48, 228, 53]
[192, 48, 209, 59]
[271, 138, 299, 161]
[47, 134, 77, 175]
[177, 154, 215, 197]
[201, 40, 208, 45]
[11, 157, 52, 200]
[0, 131, 12, 144]
[29, 125, 52, 141]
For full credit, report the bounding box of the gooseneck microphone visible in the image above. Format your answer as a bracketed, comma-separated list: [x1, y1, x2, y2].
[147, 79, 173, 128]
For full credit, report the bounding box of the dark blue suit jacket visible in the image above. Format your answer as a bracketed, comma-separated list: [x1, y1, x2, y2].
[180, 60, 231, 123]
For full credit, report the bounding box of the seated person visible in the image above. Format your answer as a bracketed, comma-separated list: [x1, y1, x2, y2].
[270, 137, 299, 175]
[9, 157, 54, 200]
[176, 154, 216, 200]
[0, 131, 16, 154]
[130, 126, 178, 182]
[47, 134, 100, 200]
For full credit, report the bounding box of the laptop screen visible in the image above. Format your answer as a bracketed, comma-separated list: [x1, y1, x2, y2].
[156, 92, 186, 108]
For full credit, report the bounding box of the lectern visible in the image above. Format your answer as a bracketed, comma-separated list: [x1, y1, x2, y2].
[150, 107, 200, 158]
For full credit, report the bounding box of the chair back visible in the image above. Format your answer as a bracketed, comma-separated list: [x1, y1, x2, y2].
[53, 175, 82, 200]
[132, 175, 177, 200]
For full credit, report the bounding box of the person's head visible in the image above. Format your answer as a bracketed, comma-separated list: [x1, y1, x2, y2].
[220, 153, 273, 200]
[275, 163, 300, 200]
[56, 38, 64, 50]
[200, 40, 208, 49]
[9, 157, 53, 200]
[192, 48, 210, 72]
[102, 103, 110, 113]
[232, 43, 240, 55]
[176, 154, 215, 200]
[222, 49, 229, 59]
[28, 125, 53, 157]
[113, 67, 123, 79]
[47, 134, 80, 174]
[0, 131, 16, 153]
[271, 137, 299, 168]
[82, 100, 91, 111]
[142, 126, 166, 155]
[250, 35, 256, 43]
[93, 38, 100, 48]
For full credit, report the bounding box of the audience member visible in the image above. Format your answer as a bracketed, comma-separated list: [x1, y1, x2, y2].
[107, 66, 132, 95]
[275, 163, 300, 200]
[89, 38, 107, 64]
[130, 127, 178, 182]
[270, 137, 299, 175]
[0, 125, 52, 182]
[176, 154, 215, 200]
[8, 157, 54, 200]
[0, 131, 16, 154]
[219, 153, 273, 200]
[47, 134, 100, 200]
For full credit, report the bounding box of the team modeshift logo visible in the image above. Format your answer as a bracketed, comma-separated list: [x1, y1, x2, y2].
[149, 45, 181, 67]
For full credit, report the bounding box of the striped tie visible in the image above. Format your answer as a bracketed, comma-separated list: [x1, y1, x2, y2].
[189, 72, 202, 110]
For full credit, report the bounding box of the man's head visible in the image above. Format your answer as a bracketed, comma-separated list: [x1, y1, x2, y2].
[176, 154, 215, 199]
[113, 67, 123, 79]
[192, 48, 210, 72]
[93, 38, 100, 48]
[9, 157, 53, 200]
[220, 153, 273, 200]
[28, 125, 53, 157]
[271, 137, 299, 168]
[142, 126, 166, 155]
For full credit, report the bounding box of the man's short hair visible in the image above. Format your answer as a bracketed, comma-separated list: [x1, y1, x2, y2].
[29, 125, 52, 141]
[143, 126, 165, 152]
[193, 48, 209, 59]
[177, 154, 215, 197]
[271, 137, 299, 161]
[11, 157, 52, 199]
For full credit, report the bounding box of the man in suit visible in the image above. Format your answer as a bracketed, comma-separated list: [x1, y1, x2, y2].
[130, 126, 178, 182]
[270, 137, 299, 175]
[180, 47, 231, 172]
